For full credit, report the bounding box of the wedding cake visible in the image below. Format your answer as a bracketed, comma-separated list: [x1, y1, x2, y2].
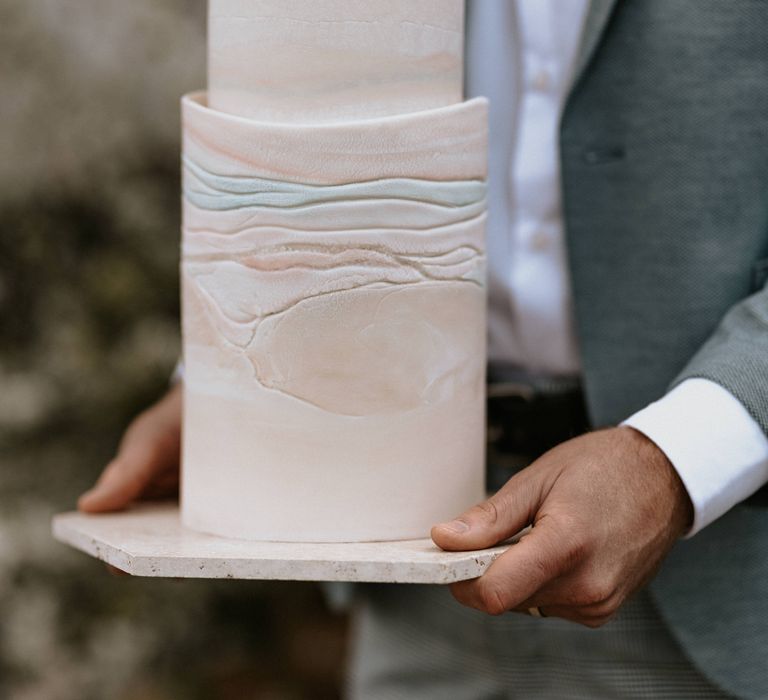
[180, 0, 488, 542]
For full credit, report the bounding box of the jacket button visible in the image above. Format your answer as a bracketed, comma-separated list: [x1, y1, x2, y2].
[582, 146, 626, 164]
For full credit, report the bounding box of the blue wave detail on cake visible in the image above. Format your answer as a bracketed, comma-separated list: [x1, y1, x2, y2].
[182, 156, 487, 211]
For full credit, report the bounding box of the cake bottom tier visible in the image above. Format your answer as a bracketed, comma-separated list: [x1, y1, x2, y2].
[181, 388, 485, 542]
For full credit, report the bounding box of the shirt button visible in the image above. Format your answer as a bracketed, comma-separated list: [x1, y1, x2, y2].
[529, 229, 551, 251]
[531, 68, 552, 91]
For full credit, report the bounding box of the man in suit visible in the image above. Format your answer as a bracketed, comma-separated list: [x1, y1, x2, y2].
[80, 1, 768, 697]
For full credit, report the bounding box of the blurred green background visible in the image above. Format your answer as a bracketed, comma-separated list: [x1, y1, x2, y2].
[0, 1, 348, 697]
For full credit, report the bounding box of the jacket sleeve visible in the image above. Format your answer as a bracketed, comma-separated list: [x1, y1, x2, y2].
[669, 282, 768, 435]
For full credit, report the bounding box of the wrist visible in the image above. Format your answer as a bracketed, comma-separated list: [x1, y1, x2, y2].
[618, 425, 694, 538]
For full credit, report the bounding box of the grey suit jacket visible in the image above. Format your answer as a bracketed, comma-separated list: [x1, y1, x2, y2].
[475, 0, 768, 697]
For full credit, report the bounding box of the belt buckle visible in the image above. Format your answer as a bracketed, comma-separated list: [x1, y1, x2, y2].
[486, 381, 537, 402]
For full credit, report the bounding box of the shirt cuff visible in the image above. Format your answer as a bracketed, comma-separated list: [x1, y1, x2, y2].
[622, 378, 768, 537]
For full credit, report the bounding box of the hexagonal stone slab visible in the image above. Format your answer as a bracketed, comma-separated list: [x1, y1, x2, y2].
[52, 503, 511, 584]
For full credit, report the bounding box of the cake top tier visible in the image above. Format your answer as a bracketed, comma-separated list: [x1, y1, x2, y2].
[208, 0, 464, 123]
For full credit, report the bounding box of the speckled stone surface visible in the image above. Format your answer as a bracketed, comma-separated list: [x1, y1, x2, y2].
[52, 503, 510, 583]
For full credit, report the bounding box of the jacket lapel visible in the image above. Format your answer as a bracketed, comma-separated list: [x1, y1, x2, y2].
[567, 0, 619, 94]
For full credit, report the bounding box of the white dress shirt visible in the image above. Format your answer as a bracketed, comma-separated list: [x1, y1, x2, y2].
[466, 0, 768, 535]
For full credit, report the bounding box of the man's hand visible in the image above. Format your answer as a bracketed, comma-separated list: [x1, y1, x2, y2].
[431, 426, 693, 627]
[78, 384, 182, 513]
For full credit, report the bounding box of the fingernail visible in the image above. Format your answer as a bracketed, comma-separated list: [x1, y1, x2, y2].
[439, 519, 470, 534]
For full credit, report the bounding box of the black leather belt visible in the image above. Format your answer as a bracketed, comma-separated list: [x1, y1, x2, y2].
[485, 370, 768, 506]
[486, 371, 591, 492]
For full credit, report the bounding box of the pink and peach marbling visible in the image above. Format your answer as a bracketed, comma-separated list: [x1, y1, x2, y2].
[180, 0, 488, 542]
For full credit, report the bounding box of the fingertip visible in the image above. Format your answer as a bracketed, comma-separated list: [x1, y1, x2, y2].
[448, 578, 483, 611]
[431, 520, 472, 551]
[77, 489, 98, 512]
[78, 492, 112, 514]
[77, 484, 129, 513]
[79, 455, 148, 513]
[106, 564, 131, 577]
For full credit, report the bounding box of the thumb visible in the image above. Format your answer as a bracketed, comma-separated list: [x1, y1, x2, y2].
[79, 386, 182, 513]
[77, 447, 156, 513]
[78, 419, 178, 513]
[431, 471, 542, 551]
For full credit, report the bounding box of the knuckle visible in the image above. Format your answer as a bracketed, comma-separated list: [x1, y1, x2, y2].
[589, 591, 622, 619]
[554, 512, 580, 534]
[550, 516, 589, 562]
[529, 551, 554, 582]
[561, 535, 588, 569]
[578, 578, 614, 607]
[474, 499, 501, 526]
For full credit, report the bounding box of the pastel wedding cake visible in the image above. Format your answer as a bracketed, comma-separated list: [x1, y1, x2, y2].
[180, 0, 488, 542]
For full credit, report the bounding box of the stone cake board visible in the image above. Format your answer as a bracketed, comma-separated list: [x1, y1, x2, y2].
[52, 503, 512, 584]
